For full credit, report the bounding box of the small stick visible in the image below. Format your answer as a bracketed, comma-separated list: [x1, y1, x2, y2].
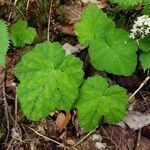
[101, 126, 121, 150]
[26, 0, 30, 10]
[73, 128, 96, 147]
[129, 76, 150, 100]
[8, 0, 18, 22]
[15, 93, 17, 125]
[8, 138, 41, 149]
[3, 82, 10, 144]
[8, 2, 26, 21]
[135, 128, 142, 150]
[47, 0, 53, 41]
[15, 5, 26, 20]
[25, 125, 69, 149]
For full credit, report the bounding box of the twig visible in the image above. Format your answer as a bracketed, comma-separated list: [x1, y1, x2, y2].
[135, 128, 142, 150]
[8, 138, 41, 149]
[129, 76, 150, 100]
[14, 92, 17, 125]
[6, 94, 15, 100]
[101, 126, 121, 150]
[13, 0, 18, 5]
[8, 0, 18, 22]
[2, 80, 10, 144]
[26, 0, 30, 10]
[7, 2, 26, 21]
[15, 5, 26, 20]
[6, 138, 14, 150]
[47, 0, 53, 41]
[5, 88, 18, 125]
[21, 124, 31, 139]
[25, 125, 69, 149]
[73, 128, 96, 147]
[6, 88, 22, 150]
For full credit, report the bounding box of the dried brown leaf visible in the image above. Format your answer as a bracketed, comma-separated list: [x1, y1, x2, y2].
[55, 112, 71, 133]
[124, 111, 150, 130]
[66, 138, 76, 146]
[59, 24, 75, 35]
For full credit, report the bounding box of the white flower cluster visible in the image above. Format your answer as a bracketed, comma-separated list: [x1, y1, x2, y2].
[130, 15, 150, 39]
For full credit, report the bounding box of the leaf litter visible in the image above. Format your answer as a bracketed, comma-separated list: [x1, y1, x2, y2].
[0, 0, 150, 150]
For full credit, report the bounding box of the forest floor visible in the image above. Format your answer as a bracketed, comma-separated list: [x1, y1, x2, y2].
[0, 0, 150, 150]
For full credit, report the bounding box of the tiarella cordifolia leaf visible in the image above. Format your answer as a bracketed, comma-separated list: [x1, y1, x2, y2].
[143, 0, 150, 15]
[10, 20, 37, 47]
[75, 4, 138, 76]
[74, 4, 115, 46]
[89, 28, 138, 76]
[139, 36, 150, 52]
[15, 42, 84, 120]
[76, 76, 128, 131]
[110, 0, 142, 9]
[140, 51, 150, 72]
[0, 20, 9, 67]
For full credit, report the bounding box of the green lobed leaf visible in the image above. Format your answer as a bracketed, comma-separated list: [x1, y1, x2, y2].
[140, 51, 150, 71]
[0, 20, 9, 67]
[143, 0, 150, 15]
[110, 0, 142, 9]
[74, 4, 115, 46]
[15, 42, 84, 120]
[24, 27, 37, 44]
[10, 20, 37, 47]
[76, 76, 128, 131]
[138, 36, 150, 52]
[89, 28, 138, 76]
[75, 4, 138, 76]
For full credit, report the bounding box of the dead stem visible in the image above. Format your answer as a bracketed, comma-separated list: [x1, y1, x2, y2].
[14, 91, 17, 125]
[47, 0, 53, 41]
[2, 77, 10, 145]
[135, 128, 142, 150]
[101, 126, 122, 150]
[8, 0, 18, 22]
[129, 76, 150, 100]
[7, 138, 41, 149]
[26, 0, 30, 10]
[73, 128, 96, 147]
[25, 125, 69, 150]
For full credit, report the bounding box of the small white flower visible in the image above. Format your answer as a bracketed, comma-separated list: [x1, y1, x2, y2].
[145, 29, 150, 35]
[129, 33, 135, 39]
[95, 142, 106, 150]
[141, 34, 145, 39]
[129, 15, 150, 39]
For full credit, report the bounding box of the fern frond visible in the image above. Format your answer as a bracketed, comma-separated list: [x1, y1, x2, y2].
[0, 20, 9, 67]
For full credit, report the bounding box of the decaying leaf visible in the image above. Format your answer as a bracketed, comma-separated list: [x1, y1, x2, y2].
[59, 4, 83, 24]
[66, 138, 76, 146]
[123, 111, 150, 130]
[81, 0, 108, 8]
[59, 24, 75, 35]
[100, 124, 150, 150]
[63, 43, 80, 55]
[55, 112, 71, 133]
